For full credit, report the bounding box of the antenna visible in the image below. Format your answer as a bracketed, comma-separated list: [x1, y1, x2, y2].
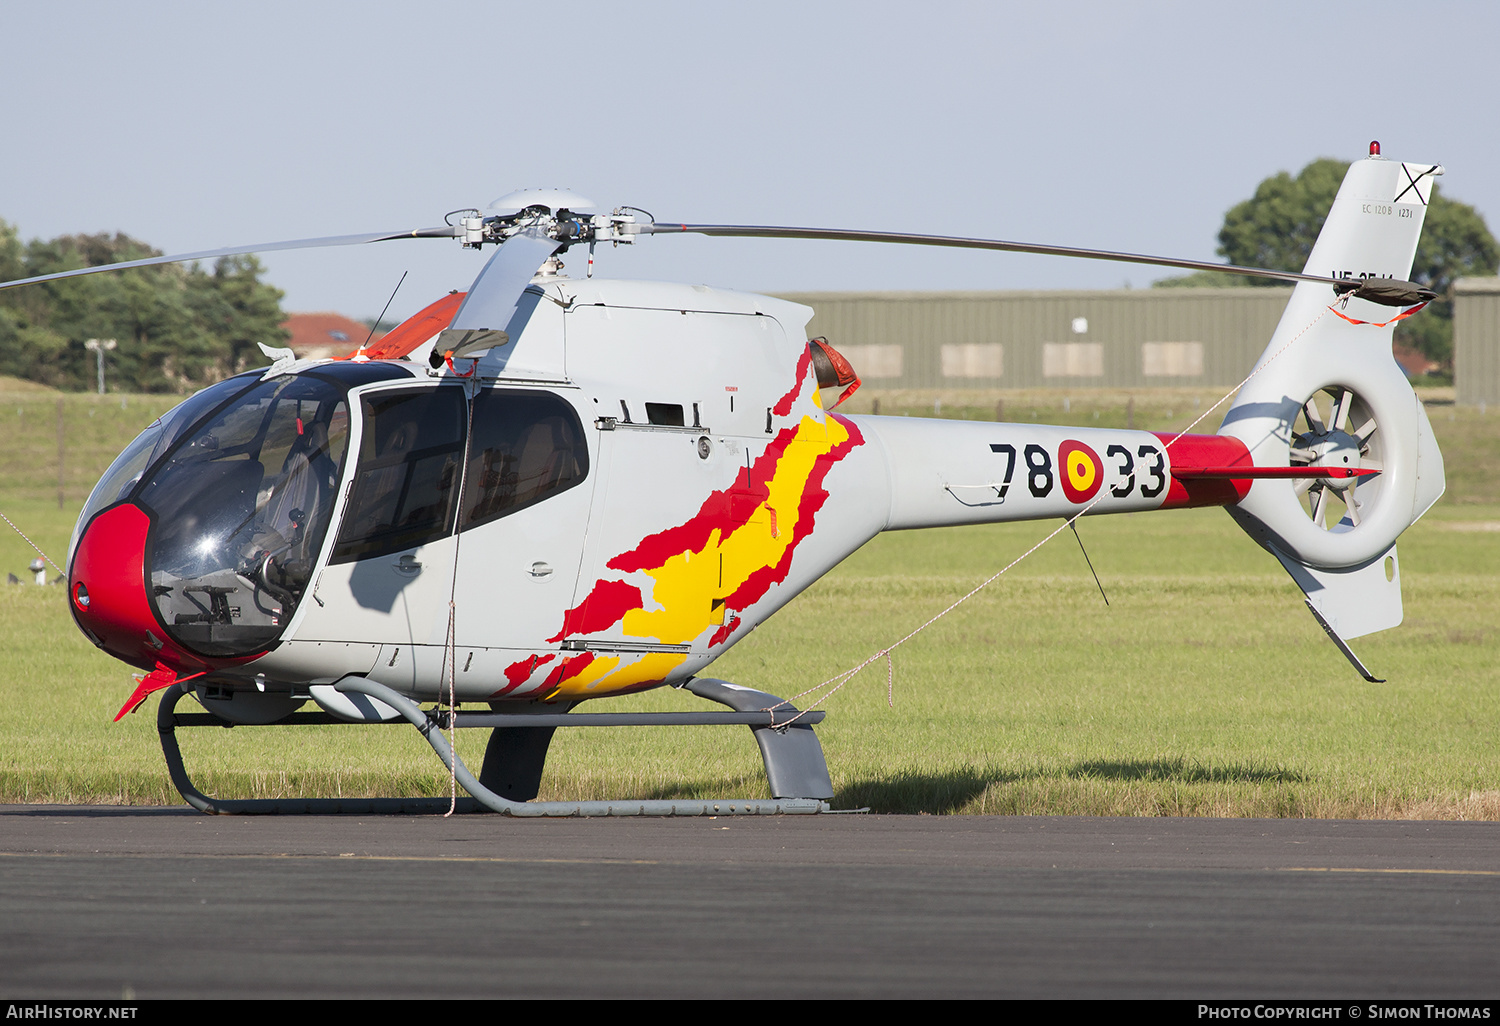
[1069, 519, 1109, 607]
[354, 271, 408, 361]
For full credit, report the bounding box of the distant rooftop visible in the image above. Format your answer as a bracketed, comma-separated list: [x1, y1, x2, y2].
[281, 312, 386, 360]
[1454, 277, 1500, 295]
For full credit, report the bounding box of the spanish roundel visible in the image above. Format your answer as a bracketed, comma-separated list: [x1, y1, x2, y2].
[1059, 439, 1103, 503]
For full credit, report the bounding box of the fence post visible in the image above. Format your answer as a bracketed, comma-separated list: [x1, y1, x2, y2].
[56, 398, 64, 510]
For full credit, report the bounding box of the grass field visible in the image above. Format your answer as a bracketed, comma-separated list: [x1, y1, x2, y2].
[1, 381, 1496, 816]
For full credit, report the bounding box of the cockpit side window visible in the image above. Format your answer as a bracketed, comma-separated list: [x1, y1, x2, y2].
[461, 390, 588, 532]
[330, 387, 467, 563]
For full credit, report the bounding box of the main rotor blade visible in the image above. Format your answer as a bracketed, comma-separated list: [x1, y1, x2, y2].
[643, 223, 1359, 290]
[0, 226, 460, 292]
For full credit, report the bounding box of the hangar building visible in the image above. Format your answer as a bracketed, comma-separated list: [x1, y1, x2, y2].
[1455, 278, 1500, 405]
[776, 287, 1295, 390]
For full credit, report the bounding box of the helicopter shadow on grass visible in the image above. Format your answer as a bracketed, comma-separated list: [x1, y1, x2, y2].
[835, 766, 1029, 815]
[830, 759, 1308, 814]
[613, 769, 1014, 813]
[1065, 758, 1307, 785]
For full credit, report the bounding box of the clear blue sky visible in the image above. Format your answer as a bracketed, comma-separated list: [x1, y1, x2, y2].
[3, 1, 1495, 321]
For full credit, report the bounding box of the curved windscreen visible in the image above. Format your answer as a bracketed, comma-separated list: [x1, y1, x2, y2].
[68, 373, 262, 570]
[122, 373, 590, 657]
[135, 374, 353, 657]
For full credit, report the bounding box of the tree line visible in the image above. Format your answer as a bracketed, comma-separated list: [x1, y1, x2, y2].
[0, 220, 288, 393]
[1155, 159, 1500, 376]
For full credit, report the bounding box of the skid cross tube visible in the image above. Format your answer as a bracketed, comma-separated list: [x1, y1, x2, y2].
[156, 683, 484, 815]
[156, 677, 835, 816]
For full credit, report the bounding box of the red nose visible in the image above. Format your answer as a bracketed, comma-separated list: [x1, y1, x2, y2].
[70, 504, 195, 673]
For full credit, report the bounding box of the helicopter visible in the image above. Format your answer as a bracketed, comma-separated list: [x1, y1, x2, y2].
[0, 147, 1447, 816]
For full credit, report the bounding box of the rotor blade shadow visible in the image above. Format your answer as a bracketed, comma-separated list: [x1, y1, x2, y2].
[1217, 397, 1299, 434]
[346, 557, 414, 613]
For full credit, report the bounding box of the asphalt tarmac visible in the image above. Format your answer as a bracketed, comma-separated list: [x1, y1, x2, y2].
[1, 807, 1497, 999]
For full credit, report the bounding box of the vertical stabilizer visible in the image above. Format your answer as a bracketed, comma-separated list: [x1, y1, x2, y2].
[1216, 151, 1447, 675]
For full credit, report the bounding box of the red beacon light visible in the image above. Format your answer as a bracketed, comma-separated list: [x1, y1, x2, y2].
[1369, 140, 1381, 156]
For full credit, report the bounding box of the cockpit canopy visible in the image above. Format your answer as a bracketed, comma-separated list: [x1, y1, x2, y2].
[137, 371, 364, 655]
[73, 362, 588, 660]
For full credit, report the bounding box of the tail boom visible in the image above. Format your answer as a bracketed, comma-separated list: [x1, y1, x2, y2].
[852, 419, 1339, 531]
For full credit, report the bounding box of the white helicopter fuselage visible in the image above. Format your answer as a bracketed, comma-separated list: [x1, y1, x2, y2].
[62, 153, 1448, 722]
[229, 275, 1234, 708]
[67, 272, 1236, 719]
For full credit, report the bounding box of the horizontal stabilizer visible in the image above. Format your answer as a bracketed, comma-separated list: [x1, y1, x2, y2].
[1174, 466, 1376, 480]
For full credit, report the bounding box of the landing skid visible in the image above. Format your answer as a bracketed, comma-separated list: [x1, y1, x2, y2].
[157, 676, 839, 816]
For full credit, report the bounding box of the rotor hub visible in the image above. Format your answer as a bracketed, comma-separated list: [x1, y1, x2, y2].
[1294, 428, 1362, 491]
[1287, 385, 1384, 533]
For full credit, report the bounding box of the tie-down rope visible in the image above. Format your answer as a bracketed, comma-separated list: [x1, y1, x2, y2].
[0, 510, 63, 576]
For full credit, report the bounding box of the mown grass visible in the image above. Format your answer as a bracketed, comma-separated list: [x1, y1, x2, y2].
[1, 382, 1496, 816]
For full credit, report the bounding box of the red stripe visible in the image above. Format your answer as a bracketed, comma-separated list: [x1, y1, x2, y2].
[1154, 433, 1253, 509]
[773, 346, 814, 416]
[1326, 301, 1429, 328]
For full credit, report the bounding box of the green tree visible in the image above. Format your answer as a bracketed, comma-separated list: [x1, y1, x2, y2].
[0, 225, 289, 392]
[1216, 159, 1353, 277]
[19, 231, 217, 391]
[188, 255, 289, 375]
[1155, 159, 1499, 373]
[0, 220, 23, 284]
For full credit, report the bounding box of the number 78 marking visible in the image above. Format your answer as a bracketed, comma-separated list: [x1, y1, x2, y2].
[989, 440, 1165, 501]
